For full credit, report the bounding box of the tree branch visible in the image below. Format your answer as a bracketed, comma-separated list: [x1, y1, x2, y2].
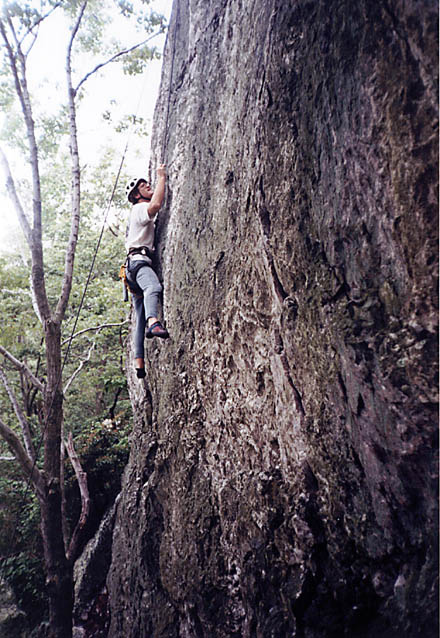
[22, 26, 37, 58]
[0, 15, 51, 322]
[0, 345, 44, 393]
[20, 1, 64, 52]
[74, 29, 163, 94]
[54, 0, 88, 324]
[5, 13, 20, 51]
[0, 146, 33, 247]
[0, 366, 35, 461]
[65, 432, 90, 563]
[109, 385, 123, 421]
[4, 15, 42, 236]
[63, 340, 95, 395]
[61, 320, 129, 345]
[0, 416, 45, 500]
[60, 421, 69, 552]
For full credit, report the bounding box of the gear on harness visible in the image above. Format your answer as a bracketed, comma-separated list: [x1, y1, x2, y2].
[119, 263, 131, 301]
[119, 247, 156, 301]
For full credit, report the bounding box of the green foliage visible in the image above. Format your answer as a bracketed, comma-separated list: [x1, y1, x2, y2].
[37, 115, 69, 158]
[0, 405, 132, 627]
[0, 72, 15, 112]
[103, 111, 150, 137]
[0, 167, 133, 626]
[1, 2, 42, 31]
[0, 471, 47, 628]
[122, 43, 161, 75]
[0, 106, 28, 155]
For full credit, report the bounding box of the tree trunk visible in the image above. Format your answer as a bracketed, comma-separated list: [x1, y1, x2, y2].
[41, 319, 73, 638]
[39, 492, 73, 638]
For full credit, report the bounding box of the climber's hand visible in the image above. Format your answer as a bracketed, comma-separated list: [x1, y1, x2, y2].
[157, 164, 166, 179]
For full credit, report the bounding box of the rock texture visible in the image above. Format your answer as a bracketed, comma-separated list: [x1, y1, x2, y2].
[73, 502, 117, 637]
[0, 577, 26, 638]
[107, 1, 438, 636]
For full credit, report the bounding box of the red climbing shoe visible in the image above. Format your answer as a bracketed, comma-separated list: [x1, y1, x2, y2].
[146, 321, 169, 339]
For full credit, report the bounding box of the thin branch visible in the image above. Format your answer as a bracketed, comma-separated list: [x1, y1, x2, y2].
[65, 432, 90, 563]
[74, 29, 163, 94]
[109, 385, 123, 421]
[0, 416, 45, 500]
[4, 14, 42, 233]
[28, 270, 43, 324]
[54, 0, 88, 324]
[0, 20, 27, 137]
[63, 340, 95, 395]
[68, 0, 88, 56]
[60, 421, 69, 553]
[0, 146, 33, 247]
[0, 366, 35, 461]
[5, 13, 20, 51]
[20, 1, 63, 51]
[61, 320, 129, 345]
[21, 26, 37, 58]
[0, 15, 51, 322]
[0, 345, 44, 393]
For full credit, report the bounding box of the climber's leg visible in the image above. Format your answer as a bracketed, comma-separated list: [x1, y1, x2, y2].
[136, 267, 169, 339]
[132, 293, 148, 378]
[133, 293, 146, 360]
[136, 266, 162, 319]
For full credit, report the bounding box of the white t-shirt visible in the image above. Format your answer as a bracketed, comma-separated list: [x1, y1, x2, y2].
[125, 202, 156, 261]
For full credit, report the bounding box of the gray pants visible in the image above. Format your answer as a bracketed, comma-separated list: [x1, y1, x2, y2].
[131, 265, 162, 358]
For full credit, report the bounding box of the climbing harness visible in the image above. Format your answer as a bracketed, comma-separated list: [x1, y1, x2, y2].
[128, 246, 155, 259]
[119, 248, 156, 299]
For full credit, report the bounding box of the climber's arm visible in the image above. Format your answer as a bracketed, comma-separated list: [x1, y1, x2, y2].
[147, 164, 166, 218]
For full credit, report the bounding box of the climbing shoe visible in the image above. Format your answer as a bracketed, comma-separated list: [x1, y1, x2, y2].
[136, 368, 146, 379]
[146, 321, 169, 339]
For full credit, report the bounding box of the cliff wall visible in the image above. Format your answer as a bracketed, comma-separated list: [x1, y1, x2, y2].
[106, 1, 438, 636]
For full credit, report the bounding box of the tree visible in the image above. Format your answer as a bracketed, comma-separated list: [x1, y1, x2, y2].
[0, 196, 134, 629]
[0, 2, 165, 635]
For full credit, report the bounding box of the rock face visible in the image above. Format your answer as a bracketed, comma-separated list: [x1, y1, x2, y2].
[73, 502, 117, 637]
[106, 1, 438, 636]
[0, 577, 26, 638]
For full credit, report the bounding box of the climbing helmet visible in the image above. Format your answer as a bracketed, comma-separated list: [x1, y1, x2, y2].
[126, 177, 147, 202]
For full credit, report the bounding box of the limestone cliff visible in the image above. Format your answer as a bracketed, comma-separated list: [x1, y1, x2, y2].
[106, 1, 438, 636]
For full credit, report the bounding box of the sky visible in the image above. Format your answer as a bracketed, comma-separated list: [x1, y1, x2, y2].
[0, 0, 174, 251]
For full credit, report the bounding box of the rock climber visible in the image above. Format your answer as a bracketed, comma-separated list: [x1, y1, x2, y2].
[125, 165, 169, 379]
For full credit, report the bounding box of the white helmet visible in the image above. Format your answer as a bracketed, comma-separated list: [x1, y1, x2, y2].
[126, 177, 146, 202]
